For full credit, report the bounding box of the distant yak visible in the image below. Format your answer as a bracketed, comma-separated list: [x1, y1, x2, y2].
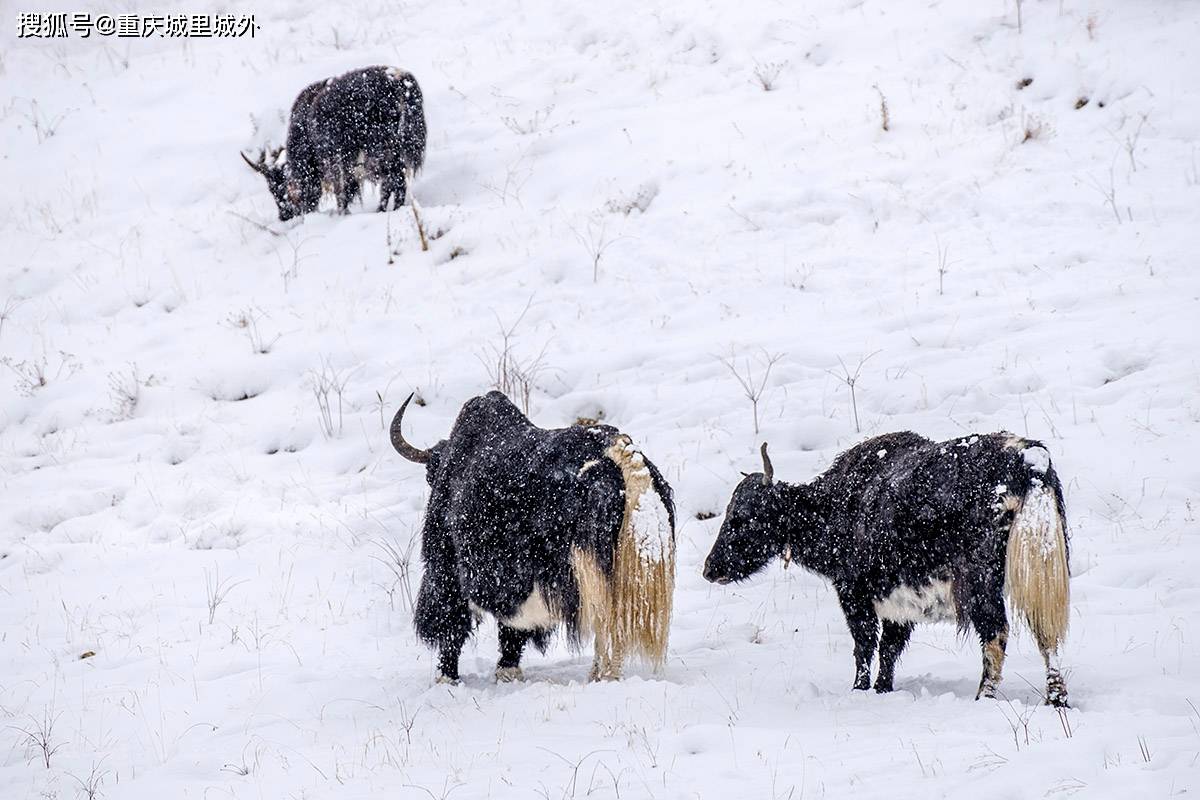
[704, 434, 1071, 706]
[391, 392, 676, 683]
[242, 66, 426, 221]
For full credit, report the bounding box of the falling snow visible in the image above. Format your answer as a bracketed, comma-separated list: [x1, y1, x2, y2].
[1, 1, 1197, 798]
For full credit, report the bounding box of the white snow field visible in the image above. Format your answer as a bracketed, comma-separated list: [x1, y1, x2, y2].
[2, 0, 1199, 797]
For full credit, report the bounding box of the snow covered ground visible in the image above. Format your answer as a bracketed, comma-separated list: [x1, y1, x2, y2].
[2, 0, 1199, 796]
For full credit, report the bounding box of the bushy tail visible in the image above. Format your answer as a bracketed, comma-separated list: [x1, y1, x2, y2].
[1004, 473, 1070, 653]
[573, 435, 675, 678]
[395, 69, 426, 173]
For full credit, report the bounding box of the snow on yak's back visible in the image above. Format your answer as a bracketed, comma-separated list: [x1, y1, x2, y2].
[703, 432, 1072, 706]
[390, 391, 676, 683]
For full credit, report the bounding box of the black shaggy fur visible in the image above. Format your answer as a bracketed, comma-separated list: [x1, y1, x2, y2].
[703, 432, 1071, 704]
[393, 391, 674, 682]
[244, 66, 426, 221]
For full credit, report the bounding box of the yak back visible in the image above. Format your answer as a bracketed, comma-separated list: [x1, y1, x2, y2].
[806, 431, 1055, 593]
[291, 67, 422, 171]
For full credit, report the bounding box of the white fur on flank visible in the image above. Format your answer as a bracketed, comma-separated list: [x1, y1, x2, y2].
[874, 579, 957, 624]
[501, 585, 557, 630]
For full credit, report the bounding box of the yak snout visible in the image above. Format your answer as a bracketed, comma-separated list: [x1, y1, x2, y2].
[702, 551, 734, 585]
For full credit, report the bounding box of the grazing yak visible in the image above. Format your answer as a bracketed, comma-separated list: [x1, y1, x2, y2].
[242, 65, 426, 220]
[391, 392, 676, 683]
[703, 433, 1071, 707]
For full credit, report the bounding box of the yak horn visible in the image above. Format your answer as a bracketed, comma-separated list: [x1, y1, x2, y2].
[240, 151, 266, 174]
[390, 392, 431, 463]
[760, 442, 774, 485]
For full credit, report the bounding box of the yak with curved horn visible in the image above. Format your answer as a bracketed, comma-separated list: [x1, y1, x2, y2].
[243, 65, 426, 221]
[704, 434, 1072, 707]
[391, 391, 676, 684]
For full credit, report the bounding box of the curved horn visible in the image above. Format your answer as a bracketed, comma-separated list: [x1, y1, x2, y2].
[241, 150, 266, 174]
[390, 392, 431, 464]
[760, 442, 774, 485]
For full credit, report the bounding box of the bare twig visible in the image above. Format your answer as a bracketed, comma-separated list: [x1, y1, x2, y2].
[106, 363, 141, 422]
[407, 166, 428, 252]
[226, 209, 283, 237]
[11, 709, 65, 769]
[827, 351, 881, 434]
[477, 297, 548, 414]
[934, 234, 958, 296]
[372, 531, 419, 612]
[309, 358, 359, 439]
[753, 61, 785, 91]
[68, 759, 110, 799]
[873, 84, 890, 132]
[1087, 155, 1122, 224]
[721, 348, 785, 435]
[501, 106, 554, 136]
[204, 567, 248, 625]
[0, 297, 23, 340]
[570, 218, 625, 283]
[225, 306, 279, 354]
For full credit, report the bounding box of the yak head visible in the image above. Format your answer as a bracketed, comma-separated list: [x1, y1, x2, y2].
[703, 443, 791, 585]
[389, 392, 447, 482]
[241, 147, 303, 221]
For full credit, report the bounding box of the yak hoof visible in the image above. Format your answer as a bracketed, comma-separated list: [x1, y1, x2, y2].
[495, 666, 524, 683]
[873, 682, 894, 694]
[435, 673, 460, 686]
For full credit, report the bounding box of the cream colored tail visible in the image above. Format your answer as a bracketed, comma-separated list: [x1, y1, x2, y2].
[572, 435, 675, 679]
[1005, 480, 1070, 653]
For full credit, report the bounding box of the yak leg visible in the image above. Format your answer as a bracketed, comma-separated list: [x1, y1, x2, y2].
[377, 176, 392, 213]
[961, 543, 1011, 700]
[343, 163, 361, 209]
[329, 162, 346, 214]
[968, 582, 1009, 700]
[589, 626, 623, 682]
[975, 626, 1008, 700]
[378, 165, 407, 212]
[414, 570, 472, 684]
[874, 620, 915, 693]
[331, 155, 359, 214]
[433, 626, 469, 684]
[392, 166, 408, 208]
[1036, 634, 1070, 708]
[496, 624, 531, 682]
[837, 588, 879, 691]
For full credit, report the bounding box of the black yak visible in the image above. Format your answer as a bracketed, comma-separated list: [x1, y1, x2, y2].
[703, 433, 1071, 707]
[391, 392, 676, 683]
[242, 66, 426, 221]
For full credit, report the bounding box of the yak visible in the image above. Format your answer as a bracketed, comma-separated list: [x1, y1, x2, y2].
[242, 65, 426, 221]
[703, 433, 1071, 707]
[390, 391, 676, 684]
